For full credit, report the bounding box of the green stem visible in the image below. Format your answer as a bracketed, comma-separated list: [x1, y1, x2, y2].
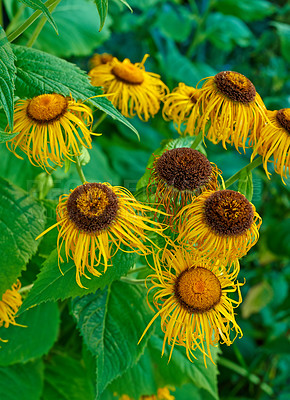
[0, 0, 3, 27]
[120, 277, 146, 285]
[190, 131, 203, 149]
[127, 266, 149, 275]
[225, 156, 263, 189]
[26, 0, 61, 47]
[218, 357, 273, 396]
[74, 155, 87, 184]
[92, 113, 107, 132]
[7, 0, 58, 43]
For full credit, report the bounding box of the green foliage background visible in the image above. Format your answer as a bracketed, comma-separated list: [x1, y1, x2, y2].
[0, 1, 289, 399]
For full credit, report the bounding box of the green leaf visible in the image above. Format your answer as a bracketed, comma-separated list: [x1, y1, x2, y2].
[22, 0, 112, 58]
[266, 219, 290, 258]
[0, 177, 46, 297]
[71, 281, 154, 397]
[17, 0, 58, 33]
[149, 334, 219, 399]
[272, 22, 290, 63]
[19, 247, 137, 312]
[241, 281, 274, 318]
[238, 169, 253, 201]
[0, 359, 44, 400]
[215, 0, 276, 22]
[0, 302, 59, 366]
[42, 354, 95, 400]
[154, 5, 193, 42]
[0, 26, 16, 130]
[0, 130, 19, 143]
[12, 45, 138, 136]
[94, 0, 108, 31]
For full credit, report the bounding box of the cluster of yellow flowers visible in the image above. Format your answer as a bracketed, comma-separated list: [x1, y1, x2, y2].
[118, 386, 175, 400]
[1, 52, 288, 366]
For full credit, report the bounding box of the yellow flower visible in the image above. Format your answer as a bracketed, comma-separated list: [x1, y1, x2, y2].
[36, 182, 164, 288]
[184, 71, 267, 151]
[88, 52, 113, 69]
[139, 247, 243, 365]
[162, 83, 200, 133]
[251, 109, 290, 184]
[149, 148, 221, 224]
[0, 280, 22, 341]
[157, 387, 175, 400]
[176, 190, 262, 265]
[6, 93, 98, 171]
[89, 55, 168, 121]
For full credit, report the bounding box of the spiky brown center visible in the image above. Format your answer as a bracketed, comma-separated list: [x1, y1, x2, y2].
[203, 190, 254, 236]
[66, 183, 119, 233]
[214, 71, 256, 103]
[155, 148, 212, 192]
[276, 108, 290, 134]
[26, 93, 68, 123]
[174, 267, 221, 314]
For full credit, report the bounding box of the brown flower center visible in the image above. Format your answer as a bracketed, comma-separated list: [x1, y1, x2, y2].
[214, 71, 256, 104]
[112, 59, 144, 84]
[155, 148, 212, 191]
[67, 183, 119, 233]
[174, 267, 221, 313]
[203, 190, 254, 236]
[276, 108, 290, 134]
[26, 93, 68, 123]
[100, 53, 113, 64]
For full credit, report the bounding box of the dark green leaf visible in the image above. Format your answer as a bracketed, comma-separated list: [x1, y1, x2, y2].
[0, 359, 44, 400]
[19, 247, 137, 312]
[272, 22, 290, 63]
[94, 0, 108, 31]
[0, 177, 46, 297]
[266, 219, 290, 258]
[12, 45, 138, 136]
[215, 0, 276, 22]
[17, 0, 58, 33]
[42, 354, 95, 400]
[71, 281, 154, 397]
[0, 26, 16, 130]
[0, 130, 19, 143]
[238, 169, 253, 201]
[0, 302, 59, 366]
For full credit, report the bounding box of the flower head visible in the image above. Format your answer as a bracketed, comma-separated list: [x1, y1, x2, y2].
[37, 182, 164, 288]
[184, 71, 267, 151]
[89, 55, 168, 121]
[149, 148, 221, 223]
[176, 190, 262, 264]
[139, 247, 242, 365]
[162, 83, 200, 133]
[0, 281, 22, 341]
[6, 93, 98, 171]
[88, 52, 113, 69]
[251, 108, 290, 184]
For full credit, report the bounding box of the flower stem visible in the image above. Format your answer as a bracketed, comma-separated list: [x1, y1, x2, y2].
[26, 0, 61, 47]
[120, 277, 146, 285]
[127, 266, 149, 275]
[0, 0, 3, 27]
[225, 156, 263, 189]
[92, 113, 107, 132]
[7, 0, 59, 43]
[191, 131, 203, 149]
[74, 155, 87, 184]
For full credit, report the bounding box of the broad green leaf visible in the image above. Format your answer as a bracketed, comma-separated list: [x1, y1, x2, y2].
[19, 247, 137, 312]
[215, 0, 276, 22]
[238, 169, 253, 201]
[154, 5, 193, 42]
[0, 359, 44, 400]
[94, 0, 108, 31]
[71, 281, 154, 397]
[272, 22, 290, 63]
[12, 45, 138, 136]
[17, 0, 58, 33]
[22, 0, 112, 58]
[0, 27, 16, 130]
[241, 281, 274, 318]
[149, 334, 219, 399]
[42, 354, 95, 400]
[0, 302, 59, 365]
[0, 177, 46, 297]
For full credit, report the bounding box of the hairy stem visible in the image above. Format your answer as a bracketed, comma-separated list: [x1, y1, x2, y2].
[225, 156, 263, 189]
[191, 131, 203, 149]
[74, 155, 87, 184]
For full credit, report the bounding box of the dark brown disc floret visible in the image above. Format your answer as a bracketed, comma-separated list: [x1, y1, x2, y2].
[214, 71, 256, 104]
[203, 190, 254, 236]
[276, 109, 290, 134]
[67, 183, 119, 234]
[155, 148, 213, 192]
